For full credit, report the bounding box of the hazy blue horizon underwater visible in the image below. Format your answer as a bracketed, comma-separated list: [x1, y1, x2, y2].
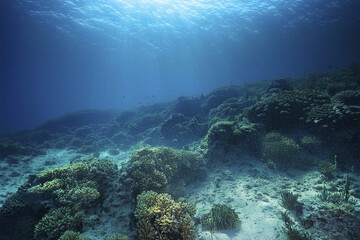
[1, 0, 360, 133]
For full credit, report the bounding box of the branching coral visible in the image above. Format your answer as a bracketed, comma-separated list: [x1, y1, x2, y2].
[36, 157, 115, 183]
[34, 207, 85, 240]
[58, 231, 91, 240]
[128, 146, 200, 194]
[105, 234, 130, 240]
[32, 158, 115, 208]
[28, 158, 116, 239]
[58, 231, 129, 240]
[135, 191, 196, 240]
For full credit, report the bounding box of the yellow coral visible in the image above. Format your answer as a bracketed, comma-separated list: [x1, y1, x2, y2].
[34, 207, 84, 240]
[58, 231, 91, 240]
[31, 178, 64, 193]
[135, 191, 196, 240]
[129, 146, 199, 194]
[29, 158, 116, 239]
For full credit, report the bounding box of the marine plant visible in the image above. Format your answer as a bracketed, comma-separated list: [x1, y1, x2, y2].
[319, 175, 357, 204]
[203, 204, 240, 233]
[279, 190, 299, 211]
[263, 132, 299, 167]
[318, 181, 329, 202]
[134, 191, 196, 240]
[281, 211, 312, 240]
[318, 155, 337, 177]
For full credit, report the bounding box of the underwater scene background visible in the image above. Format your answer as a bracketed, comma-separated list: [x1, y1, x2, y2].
[1, 0, 360, 239]
[1, 0, 360, 133]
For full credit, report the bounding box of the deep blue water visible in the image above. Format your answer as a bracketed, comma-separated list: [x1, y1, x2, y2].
[1, 0, 360, 133]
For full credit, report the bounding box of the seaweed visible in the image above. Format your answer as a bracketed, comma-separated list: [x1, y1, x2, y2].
[318, 155, 337, 177]
[281, 211, 312, 240]
[279, 191, 299, 211]
[203, 204, 240, 234]
[319, 175, 357, 204]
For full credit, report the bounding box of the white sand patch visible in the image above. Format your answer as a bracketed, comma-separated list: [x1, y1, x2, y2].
[187, 155, 302, 240]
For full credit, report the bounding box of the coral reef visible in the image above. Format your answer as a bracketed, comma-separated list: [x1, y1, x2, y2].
[0, 138, 45, 159]
[0, 66, 359, 240]
[265, 78, 292, 94]
[0, 158, 116, 240]
[207, 98, 245, 126]
[134, 191, 196, 240]
[160, 113, 207, 147]
[173, 96, 202, 117]
[204, 121, 236, 152]
[58, 231, 91, 240]
[248, 89, 329, 130]
[34, 207, 85, 239]
[105, 234, 129, 240]
[58, 231, 129, 240]
[201, 86, 243, 112]
[300, 136, 321, 153]
[202, 118, 263, 159]
[263, 132, 299, 167]
[127, 146, 201, 194]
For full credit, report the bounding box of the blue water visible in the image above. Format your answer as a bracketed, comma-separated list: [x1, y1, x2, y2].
[1, 0, 360, 133]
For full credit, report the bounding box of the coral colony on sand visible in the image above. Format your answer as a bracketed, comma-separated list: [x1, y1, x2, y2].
[0, 66, 360, 239]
